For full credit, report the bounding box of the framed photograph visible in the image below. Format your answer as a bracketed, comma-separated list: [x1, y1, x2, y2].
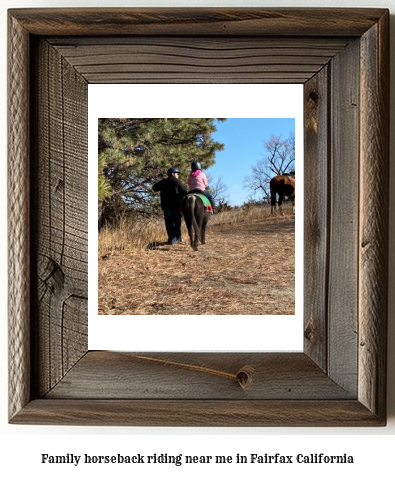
[89, 84, 303, 352]
[8, 8, 389, 426]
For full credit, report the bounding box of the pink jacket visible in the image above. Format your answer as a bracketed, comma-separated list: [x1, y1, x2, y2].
[188, 170, 208, 191]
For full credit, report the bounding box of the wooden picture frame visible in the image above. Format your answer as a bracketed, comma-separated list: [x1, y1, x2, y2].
[8, 8, 389, 426]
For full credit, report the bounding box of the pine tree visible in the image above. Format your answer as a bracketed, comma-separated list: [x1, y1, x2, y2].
[98, 118, 225, 227]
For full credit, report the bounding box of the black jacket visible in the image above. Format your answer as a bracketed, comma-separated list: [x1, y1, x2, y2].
[152, 176, 188, 210]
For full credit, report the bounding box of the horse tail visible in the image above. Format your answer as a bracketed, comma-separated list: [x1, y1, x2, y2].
[269, 177, 277, 207]
[183, 195, 201, 250]
[189, 195, 201, 242]
[183, 194, 193, 219]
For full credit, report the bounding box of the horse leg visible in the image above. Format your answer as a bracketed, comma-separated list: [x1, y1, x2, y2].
[270, 194, 276, 215]
[183, 219, 194, 249]
[192, 226, 199, 251]
[182, 196, 198, 250]
[186, 228, 197, 250]
[194, 205, 206, 245]
[200, 214, 208, 244]
[201, 220, 207, 244]
[190, 218, 199, 251]
[270, 179, 276, 215]
[278, 193, 284, 216]
[191, 202, 201, 251]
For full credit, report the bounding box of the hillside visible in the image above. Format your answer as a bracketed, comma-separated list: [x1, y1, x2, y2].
[98, 213, 295, 315]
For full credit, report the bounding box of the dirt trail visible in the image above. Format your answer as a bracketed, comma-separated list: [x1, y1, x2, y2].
[98, 215, 295, 315]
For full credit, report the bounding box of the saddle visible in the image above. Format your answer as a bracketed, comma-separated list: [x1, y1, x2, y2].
[187, 192, 213, 213]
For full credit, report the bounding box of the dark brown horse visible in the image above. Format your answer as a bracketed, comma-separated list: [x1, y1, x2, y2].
[270, 174, 295, 216]
[181, 194, 211, 251]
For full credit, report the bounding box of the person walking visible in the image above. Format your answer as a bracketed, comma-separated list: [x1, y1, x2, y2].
[152, 167, 188, 245]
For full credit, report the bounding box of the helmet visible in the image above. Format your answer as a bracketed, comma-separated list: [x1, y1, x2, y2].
[191, 161, 202, 172]
[167, 167, 180, 176]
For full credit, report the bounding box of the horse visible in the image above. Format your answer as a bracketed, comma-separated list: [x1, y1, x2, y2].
[181, 194, 211, 251]
[270, 174, 295, 216]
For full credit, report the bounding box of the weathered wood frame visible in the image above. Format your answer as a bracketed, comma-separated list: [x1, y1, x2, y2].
[8, 8, 389, 426]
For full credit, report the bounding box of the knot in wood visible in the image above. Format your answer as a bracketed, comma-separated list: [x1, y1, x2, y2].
[304, 323, 314, 341]
[236, 365, 255, 390]
[308, 90, 319, 103]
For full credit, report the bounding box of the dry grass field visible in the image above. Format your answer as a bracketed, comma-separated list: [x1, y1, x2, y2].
[98, 205, 295, 315]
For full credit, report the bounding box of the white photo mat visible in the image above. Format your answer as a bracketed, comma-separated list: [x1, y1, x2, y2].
[88, 84, 304, 352]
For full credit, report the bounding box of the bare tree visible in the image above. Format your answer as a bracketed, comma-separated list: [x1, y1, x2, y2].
[206, 174, 229, 206]
[244, 132, 295, 202]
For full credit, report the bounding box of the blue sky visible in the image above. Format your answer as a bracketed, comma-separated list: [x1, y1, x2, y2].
[208, 118, 295, 206]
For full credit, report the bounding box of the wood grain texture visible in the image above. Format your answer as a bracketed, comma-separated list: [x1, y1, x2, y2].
[8, 8, 387, 37]
[358, 12, 389, 421]
[49, 37, 350, 84]
[7, 8, 389, 426]
[11, 399, 384, 427]
[327, 39, 360, 396]
[31, 39, 88, 397]
[303, 67, 330, 371]
[8, 13, 31, 421]
[46, 352, 354, 400]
